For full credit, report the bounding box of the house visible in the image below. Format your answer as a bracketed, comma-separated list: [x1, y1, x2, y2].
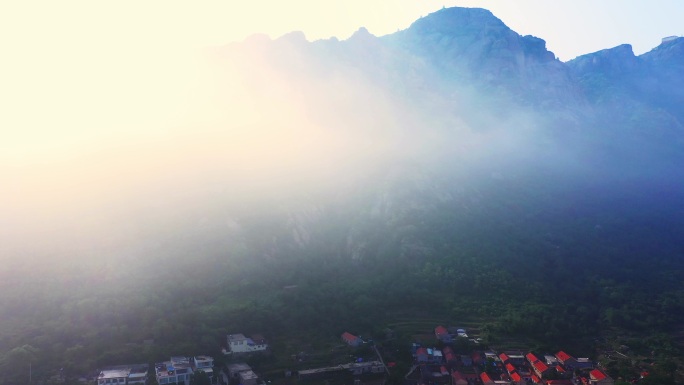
[97, 368, 130, 385]
[505, 363, 516, 374]
[127, 366, 148, 385]
[526, 353, 540, 366]
[341, 332, 363, 347]
[575, 358, 593, 369]
[531, 374, 541, 383]
[226, 362, 252, 379]
[228, 333, 269, 353]
[155, 357, 193, 385]
[239, 370, 258, 385]
[499, 353, 510, 363]
[251, 334, 266, 344]
[507, 353, 526, 366]
[96, 364, 149, 385]
[451, 371, 467, 385]
[532, 360, 550, 378]
[589, 369, 614, 385]
[527, 353, 550, 378]
[480, 372, 494, 384]
[510, 371, 525, 385]
[435, 325, 452, 343]
[415, 347, 428, 363]
[555, 351, 577, 368]
[192, 356, 214, 381]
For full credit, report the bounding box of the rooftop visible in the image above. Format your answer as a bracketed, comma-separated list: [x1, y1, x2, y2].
[590, 369, 608, 380]
[99, 369, 130, 379]
[228, 333, 247, 342]
[342, 332, 360, 341]
[555, 351, 573, 361]
[533, 360, 549, 373]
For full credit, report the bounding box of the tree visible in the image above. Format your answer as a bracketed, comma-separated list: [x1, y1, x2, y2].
[190, 370, 211, 385]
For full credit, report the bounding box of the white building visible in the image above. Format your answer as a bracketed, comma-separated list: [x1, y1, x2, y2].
[97, 369, 129, 385]
[227, 333, 269, 353]
[193, 355, 215, 382]
[97, 365, 148, 385]
[127, 366, 148, 385]
[155, 357, 192, 385]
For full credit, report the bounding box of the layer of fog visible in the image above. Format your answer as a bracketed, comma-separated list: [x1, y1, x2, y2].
[0, 35, 619, 276]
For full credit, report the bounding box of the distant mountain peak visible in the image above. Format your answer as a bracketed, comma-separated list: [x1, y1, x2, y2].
[348, 26, 376, 42]
[407, 6, 508, 37]
[642, 36, 684, 66]
[567, 44, 640, 75]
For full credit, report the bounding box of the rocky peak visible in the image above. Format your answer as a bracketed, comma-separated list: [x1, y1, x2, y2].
[641, 37, 684, 68]
[567, 44, 642, 77]
[409, 7, 506, 35]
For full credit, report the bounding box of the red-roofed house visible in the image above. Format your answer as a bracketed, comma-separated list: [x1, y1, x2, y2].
[532, 360, 550, 378]
[556, 365, 565, 373]
[434, 326, 451, 343]
[341, 332, 362, 347]
[499, 353, 510, 363]
[480, 372, 494, 385]
[505, 363, 516, 374]
[531, 374, 541, 383]
[555, 351, 577, 367]
[526, 353, 540, 365]
[589, 369, 613, 385]
[451, 371, 467, 385]
[415, 347, 428, 363]
[510, 371, 524, 385]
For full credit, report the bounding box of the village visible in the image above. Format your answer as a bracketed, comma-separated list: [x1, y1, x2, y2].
[88, 323, 639, 385]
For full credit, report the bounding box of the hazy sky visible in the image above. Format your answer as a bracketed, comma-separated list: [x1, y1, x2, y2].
[2, 0, 681, 159]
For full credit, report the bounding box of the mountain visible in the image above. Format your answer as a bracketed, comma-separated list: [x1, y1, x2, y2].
[2, 7, 684, 384]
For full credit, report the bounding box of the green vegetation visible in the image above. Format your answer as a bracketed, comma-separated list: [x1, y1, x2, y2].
[1, 175, 684, 385]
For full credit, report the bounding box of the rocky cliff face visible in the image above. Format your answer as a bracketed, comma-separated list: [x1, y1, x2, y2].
[206, 7, 684, 259]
